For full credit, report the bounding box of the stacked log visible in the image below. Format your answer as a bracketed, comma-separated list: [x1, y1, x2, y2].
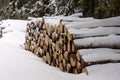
[25, 17, 120, 74]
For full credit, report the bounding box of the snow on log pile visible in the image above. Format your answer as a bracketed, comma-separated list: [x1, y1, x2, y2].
[24, 16, 120, 74]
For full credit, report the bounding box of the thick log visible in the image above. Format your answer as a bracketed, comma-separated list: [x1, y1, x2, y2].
[85, 60, 120, 67]
[74, 34, 120, 49]
[67, 27, 120, 41]
[66, 16, 120, 29]
[78, 48, 120, 67]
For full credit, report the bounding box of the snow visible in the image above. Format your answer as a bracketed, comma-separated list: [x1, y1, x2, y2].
[0, 17, 120, 80]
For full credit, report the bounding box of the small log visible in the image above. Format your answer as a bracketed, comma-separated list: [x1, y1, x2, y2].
[70, 54, 77, 67]
[67, 41, 72, 52]
[62, 58, 67, 68]
[59, 20, 64, 34]
[51, 43, 56, 52]
[59, 62, 64, 72]
[64, 43, 67, 51]
[76, 51, 81, 61]
[62, 58, 67, 71]
[43, 56, 47, 63]
[63, 35, 68, 44]
[55, 41, 60, 52]
[82, 67, 88, 75]
[52, 32, 58, 42]
[58, 36, 64, 45]
[76, 61, 82, 73]
[37, 47, 43, 57]
[56, 59, 59, 67]
[44, 35, 49, 46]
[66, 63, 72, 73]
[46, 52, 51, 65]
[51, 59, 56, 67]
[58, 53, 63, 63]
[63, 51, 70, 62]
[73, 68, 78, 74]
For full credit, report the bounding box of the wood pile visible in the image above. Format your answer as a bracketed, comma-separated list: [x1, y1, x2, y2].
[25, 17, 120, 74]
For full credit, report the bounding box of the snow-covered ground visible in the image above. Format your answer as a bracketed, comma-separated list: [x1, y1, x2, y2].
[0, 18, 120, 80]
